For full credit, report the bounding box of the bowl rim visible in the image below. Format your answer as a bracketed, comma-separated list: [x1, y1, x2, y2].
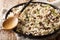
[5, 2, 60, 38]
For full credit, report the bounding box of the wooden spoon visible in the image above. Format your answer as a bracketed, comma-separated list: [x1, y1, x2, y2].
[3, 0, 32, 29]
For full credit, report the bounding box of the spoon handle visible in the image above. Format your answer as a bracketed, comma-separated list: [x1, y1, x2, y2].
[11, 0, 32, 18]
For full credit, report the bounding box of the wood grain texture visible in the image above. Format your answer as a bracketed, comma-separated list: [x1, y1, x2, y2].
[0, 29, 17, 40]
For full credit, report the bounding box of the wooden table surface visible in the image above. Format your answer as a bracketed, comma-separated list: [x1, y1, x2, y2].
[0, 0, 60, 40]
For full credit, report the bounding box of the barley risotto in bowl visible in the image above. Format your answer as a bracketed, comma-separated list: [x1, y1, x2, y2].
[5, 2, 60, 39]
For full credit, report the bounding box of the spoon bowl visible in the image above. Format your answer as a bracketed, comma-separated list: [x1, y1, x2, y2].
[3, 17, 18, 29]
